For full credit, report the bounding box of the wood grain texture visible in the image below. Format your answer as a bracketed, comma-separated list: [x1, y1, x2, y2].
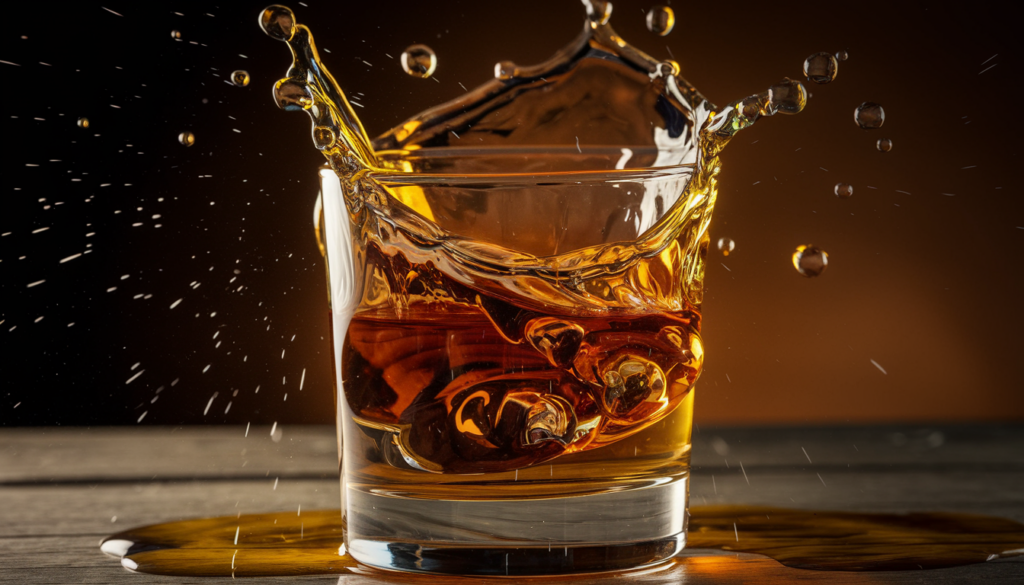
[2, 424, 1023, 583]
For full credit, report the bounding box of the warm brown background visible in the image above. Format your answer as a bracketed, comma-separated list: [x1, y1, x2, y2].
[1, 0, 1021, 426]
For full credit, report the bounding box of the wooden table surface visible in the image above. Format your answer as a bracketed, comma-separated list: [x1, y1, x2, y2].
[3, 424, 1024, 583]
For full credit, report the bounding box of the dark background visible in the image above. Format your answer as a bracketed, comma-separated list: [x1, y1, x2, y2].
[1, 0, 1021, 427]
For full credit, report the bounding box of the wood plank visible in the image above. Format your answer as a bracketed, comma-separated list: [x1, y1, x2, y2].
[0, 426, 338, 483]
[3, 426, 1024, 583]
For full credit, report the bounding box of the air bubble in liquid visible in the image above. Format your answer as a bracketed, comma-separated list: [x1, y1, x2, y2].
[231, 70, 251, 87]
[877, 138, 893, 152]
[855, 102, 885, 129]
[835, 50, 849, 61]
[792, 245, 828, 277]
[834, 183, 853, 198]
[77, 117, 90, 129]
[646, 6, 675, 36]
[803, 52, 838, 84]
[400, 44, 437, 79]
[170, 30, 181, 39]
[768, 78, 807, 115]
[717, 237, 735, 256]
[178, 131, 196, 147]
[312, 126, 337, 150]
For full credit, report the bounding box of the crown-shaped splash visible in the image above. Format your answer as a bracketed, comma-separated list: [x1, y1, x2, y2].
[259, 2, 806, 179]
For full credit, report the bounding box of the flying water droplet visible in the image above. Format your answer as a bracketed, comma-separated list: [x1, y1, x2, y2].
[876, 138, 893, 152]
[77, 117, 90, 129]
[400, 44, 437, 79]
[834, 183, 853, 198]
[835, 50, 849, 61]
[312, 125, 337, 150]
[855, 102, 885, 129]
[792, 245, 828, 277]
[231, 70, 251, 87]
[646, 6, 675, 36]
[494, 60, 518, 80]
[803, 52, 838, 84]
[259, 5, 296, 41]
[178, 131, 196, 147]
[768, 78, 807, 115]
[717, 237, 735, 256]
[170, 30, 181, 40]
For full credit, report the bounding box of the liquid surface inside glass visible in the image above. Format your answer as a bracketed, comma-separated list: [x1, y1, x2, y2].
[261, 0, 806, 575]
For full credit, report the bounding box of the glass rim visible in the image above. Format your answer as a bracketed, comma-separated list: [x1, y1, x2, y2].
[367, 145, 695, 184]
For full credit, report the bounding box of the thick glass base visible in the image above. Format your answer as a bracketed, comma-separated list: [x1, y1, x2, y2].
[345, 477, 688, 575]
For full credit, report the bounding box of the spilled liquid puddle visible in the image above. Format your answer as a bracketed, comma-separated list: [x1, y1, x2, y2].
[100, 506, 1024, 578]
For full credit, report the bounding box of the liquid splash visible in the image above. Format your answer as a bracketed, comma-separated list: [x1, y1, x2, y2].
[258, 1, 812, 474]
[100, 506, 1024, 577]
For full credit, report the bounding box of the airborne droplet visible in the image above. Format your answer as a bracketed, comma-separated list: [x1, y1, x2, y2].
[170, 30, 181, 40]
[855, 102, 885, 129]
[77, 117, 90, 129]
[792, 245, 828, 277]
[494, 60, 518, 80]
[768, 78, 808, 115]
[717, 237, 735, 256]
[877, 138, 893, 152]
[231, 70, 251, 87]
[803, 52, 838, 84]
[834, 183, 854, 198]
[400, 44, 437, 79]
[646, 6, 675, 36]
[178, 131, 196, 147]
[835, 50, 849, 61]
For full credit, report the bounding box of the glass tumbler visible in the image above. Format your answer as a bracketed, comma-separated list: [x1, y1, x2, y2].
[317, 145, 710, 576]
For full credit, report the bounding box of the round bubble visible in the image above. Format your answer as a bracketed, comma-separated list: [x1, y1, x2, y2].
[231, 70, 251, 87]
[792, 245, 828, 277]
[312, 125, 337, 150]
[717, 237, 735, 256]
[834, 183, 854, 198]
[178, 131, 196, 147]
[835, 50, 849, 61]
[768, 78, 808, 115]
[77, 117, 90, 129]
[170, 30, 181, 39]
[877, 138, 893, 152]
[646, 6, 675, 36]
[803, 52, 838, 84]
[401, 44, 437, 79]
[855, 102, 885, 129]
